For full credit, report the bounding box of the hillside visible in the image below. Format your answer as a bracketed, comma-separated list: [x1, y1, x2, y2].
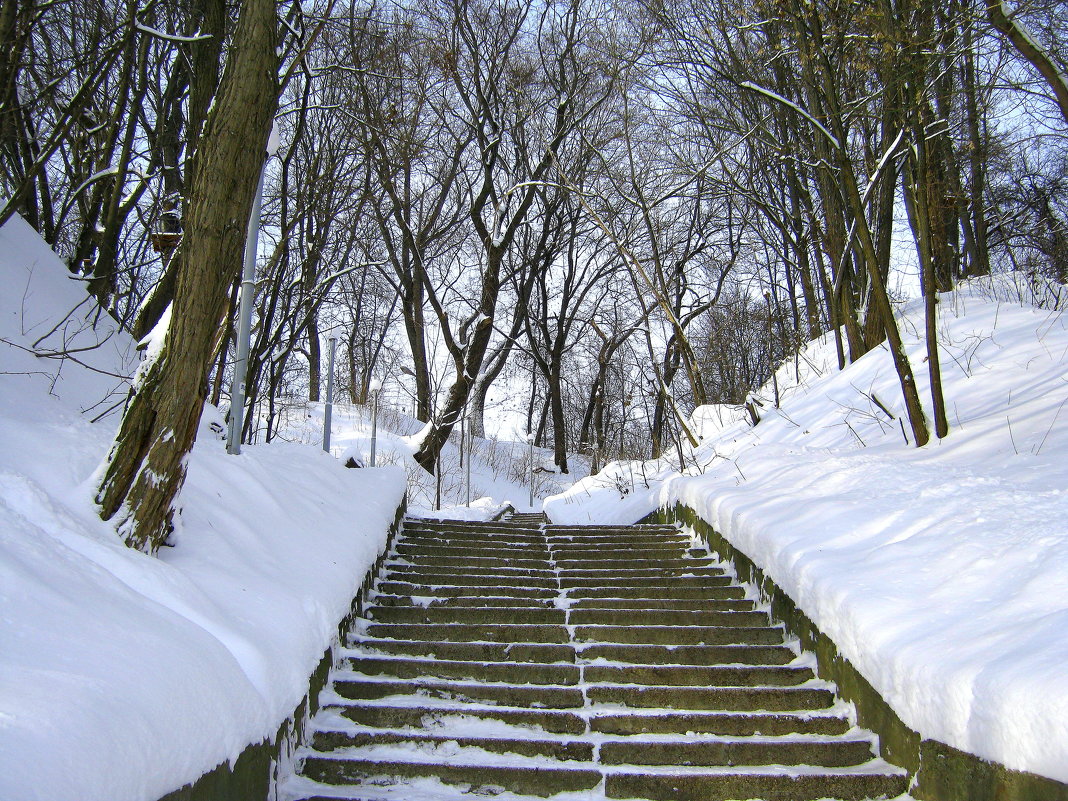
[547, 277, 1068, 784]
[0, 217, 407, 801]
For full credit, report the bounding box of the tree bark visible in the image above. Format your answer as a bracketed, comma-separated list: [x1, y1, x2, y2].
[95, 0, 278, 553]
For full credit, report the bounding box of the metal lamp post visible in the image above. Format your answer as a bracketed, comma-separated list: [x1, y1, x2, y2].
[227, 120, 281, 456]
[368, 377, 383, 466]
[322, 336, 337, 453]
[526, 432, 535, 510]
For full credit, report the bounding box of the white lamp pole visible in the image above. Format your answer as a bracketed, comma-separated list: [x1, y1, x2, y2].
[368, 377, 383, 466]
[527, 432, 535, 509]
[322, 336, 337, 453]
[227, 120, 281, 455]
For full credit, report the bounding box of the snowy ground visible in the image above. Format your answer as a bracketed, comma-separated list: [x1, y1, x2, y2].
[0, 216, 407, 801]
[269, 396, 586, 518]
[547, 277, 1068, 784]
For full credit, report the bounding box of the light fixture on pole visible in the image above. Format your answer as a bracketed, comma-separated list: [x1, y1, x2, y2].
[322, 336, 337, 453]
[227, 120, 281, 455]
[368, 377, 383, 467]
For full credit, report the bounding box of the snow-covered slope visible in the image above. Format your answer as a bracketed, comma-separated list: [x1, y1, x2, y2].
[546, 280, 1068, 784]
[0, 216, 407, 801]
[270, 398, 585, 517]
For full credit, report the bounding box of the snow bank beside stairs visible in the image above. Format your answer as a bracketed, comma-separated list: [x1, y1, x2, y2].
[546, 283, 1068, 785]
[0, 215, 409, 801]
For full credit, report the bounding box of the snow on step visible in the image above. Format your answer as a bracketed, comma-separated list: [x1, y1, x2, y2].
[280, 516, 908, 801]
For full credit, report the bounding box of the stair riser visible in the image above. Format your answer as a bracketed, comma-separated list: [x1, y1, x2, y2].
[365, 623, 570, 643]
[379, 574, 558, 589]
[569, 597, 749, 609]
[599, 738, 875, 767]
[590, 712, 850, 737]
[390, 559, 555, 572]
[575, 626, 782, 645]
[394, 544, 552, 559]
[334, 679, 584, 708]
[585, 665, 813, 687]
[586, 685, 836, 711]
[560, 576, 735, 589]
[569, 609, 768, 626]
[347, 638, 576, 663]
[605, 772, 909, 801]
[333, 704, 586, 734]
[367, 607, 565, 624]
[578, 643, 794, 666]
[376, 581, 555, 598]
[301, 759, 602, 796]
[346, 657, 580, 685]
[369, 594, 556, 609]
[313, 731, 594, 761]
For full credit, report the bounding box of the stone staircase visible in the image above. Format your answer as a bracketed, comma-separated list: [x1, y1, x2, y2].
[283, 514, 909, 801]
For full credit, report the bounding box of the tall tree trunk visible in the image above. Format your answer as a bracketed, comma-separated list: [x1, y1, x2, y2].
[95, 0, 278, 553]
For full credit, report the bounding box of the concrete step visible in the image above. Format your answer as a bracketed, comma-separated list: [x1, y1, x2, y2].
[366, 606, 566, 625]
[370, 593, 555, 609]
[545, 524, 680, 534]
[301, 756, 602, 797]
[568, 608, 768, 627]
[364, 622, 570, 643]
[331, 702, 587, 734]
[394, 543, 552, 558]
[567, 586, 746, 600]
[346, 655, 581, 685]
[313, 729, 594, 761]
[586, 684, 836, 711]
[390, 553, 554, 569]
[556, 566, 727, 580]
[584, 663, 814, 687]
[333, 676, 585, 708]
[569, 596, 749, 609]
[548, 542, 692, 554]
[383, 565, 556, 580]
[559, 575, 735, 589]
[549, 538, 691, 550]
[376, 581, 555, 599]
[574, 625, 782, 646]
[577, 643, 793, 665]
[598, 736, 876, 767]
[604, 767, 909, 801]
[589, 710, 851, 737]
[555, 556, 717, 569]
[348, 638, 576, 664]
[379, 573, 558, 589]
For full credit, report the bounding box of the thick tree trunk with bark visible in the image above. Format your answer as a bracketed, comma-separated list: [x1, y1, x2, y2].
[95, 0, 278, 553]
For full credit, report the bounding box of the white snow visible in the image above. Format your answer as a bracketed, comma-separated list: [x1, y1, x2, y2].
[0, 215, 407, 801]
[546, 281, 1068, 784]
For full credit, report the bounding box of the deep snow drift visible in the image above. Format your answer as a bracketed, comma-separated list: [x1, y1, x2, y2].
[547, 278, 1068, 784]
[0, 216, 407, 801]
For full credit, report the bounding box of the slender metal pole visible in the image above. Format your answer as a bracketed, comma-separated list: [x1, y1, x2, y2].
[528, 435, 535, 509]
[370, 389, 379, 467]
[227, 159, 267, 455]
[322, 336, 337, 453]
[435, 445, 442, 511]
[465, 426, 472, 507]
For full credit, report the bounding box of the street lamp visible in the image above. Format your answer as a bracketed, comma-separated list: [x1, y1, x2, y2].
[368, 377, 383, 467]
[526, 432, 535, 510]
[227, 119, 281, 455]
[322, 336, 337, 453]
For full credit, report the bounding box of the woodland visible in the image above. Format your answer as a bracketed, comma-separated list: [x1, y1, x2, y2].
[1, 0, 1066, 551]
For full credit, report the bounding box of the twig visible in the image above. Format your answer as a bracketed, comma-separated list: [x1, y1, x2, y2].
[1035, 394, 1068, 455]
